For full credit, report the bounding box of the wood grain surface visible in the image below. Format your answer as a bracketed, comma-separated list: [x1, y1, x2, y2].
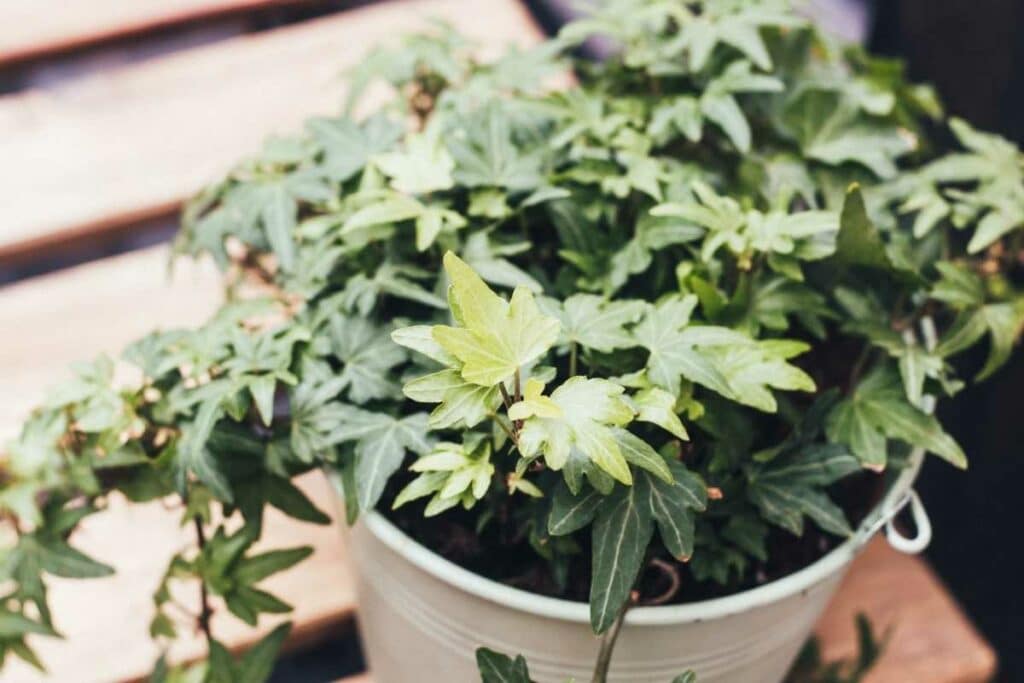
[0, 0, 326, 65]
[0, 0, 543, 264]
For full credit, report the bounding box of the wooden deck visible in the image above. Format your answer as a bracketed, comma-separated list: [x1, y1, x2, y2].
[0, 0, 543, 265]
[0, 0, 998, 681]
[0, 0, 326, 66]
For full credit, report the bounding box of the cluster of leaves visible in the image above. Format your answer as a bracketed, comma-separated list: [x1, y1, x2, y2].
[3, 0, 1024, 678]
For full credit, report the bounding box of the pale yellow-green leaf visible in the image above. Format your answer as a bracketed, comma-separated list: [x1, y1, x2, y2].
[518, 377, 635, 485]
[433, 252, 560, 386]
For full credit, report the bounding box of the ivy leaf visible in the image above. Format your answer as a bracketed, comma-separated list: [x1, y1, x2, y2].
[307, 114, 403, 182]
[749, 479, 852, 537]
[831, 185, 898, 272]
[394, 439, 493, 516]
[702, 339, 816, 413]
[637, 457, 707, 561]
[826, 367, 966, 469]
[462, 231, 542, 293]
[613, 429, 673, 484]
[700, 61, 784, 153]
[340, 264, 446, 315]
[515, 377, 635, 485]
[449, 104, 543, 191]
[432, 252, 560, 386]
[341, 193, 423, 235]
[373, 125, 456, 195]
[476, 648, 533, 683]
[325, 408, 432, 511]
[548, 294, 646, 353]
[0, 609, 58, 638]
[589, 484, 653, 633]
[402, 368, 503, 429]
[935, 302, 1024, 380]
[548, 482, 603, 536]
[630, 386, 688, 439]
[328, 315, 406, 404]
[260, 183, 297, 271]
[632, 296, 744, 399]
[237, 623, 292, 683]
[680, 4, 804, 72]
[784, 91, 915, 178]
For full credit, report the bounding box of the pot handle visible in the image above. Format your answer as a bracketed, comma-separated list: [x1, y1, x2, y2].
[881, 489, 932, 554]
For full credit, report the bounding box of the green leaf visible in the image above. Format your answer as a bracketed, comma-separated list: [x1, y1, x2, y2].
[632, 296, 732, 398]
[261, 183, 297, 271]
[476, 648, 533, 683]
[590, 484, 653, 633]
[613, 429, 672, 484]
[448, 104, 543, 191]
[374, 126, 455, 195]
[307, 114, 402, 182]
[402, 369, 502, 429]
[637, 458, 706, 561]
[827, 367, 966, 469]
[234, 547, 313, 585]
[936, 303, 1024, 380]
[33, 538, 114, 579]
[328, 315, 406, 404]
[551, 295, 645, 353]
[395, 440, 494, 516]
[0, 609, 57, 638]
[341, 194, 423, 234]
[516, 377, 636, 485]
[547, 482, 603, 536]
[325, 408, 432, 512]
[433, 252, 560, 386]
[630, 386, 688, 440]
[831, 185, 897, 272]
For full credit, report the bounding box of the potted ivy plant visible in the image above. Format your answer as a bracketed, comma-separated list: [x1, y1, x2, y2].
[3, 1, 1022, 682]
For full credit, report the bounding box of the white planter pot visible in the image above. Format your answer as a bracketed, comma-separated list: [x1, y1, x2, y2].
[337, 450, 929, 683]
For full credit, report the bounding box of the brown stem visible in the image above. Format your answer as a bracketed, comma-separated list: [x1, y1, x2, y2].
[639, 558, 682, 606]
[591, 591, 638, 683]
[498, 383, 513, 411]
[192, 516, 213, 644]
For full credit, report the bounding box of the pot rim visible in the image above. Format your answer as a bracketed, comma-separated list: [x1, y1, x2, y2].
[354, 449, 924, 626]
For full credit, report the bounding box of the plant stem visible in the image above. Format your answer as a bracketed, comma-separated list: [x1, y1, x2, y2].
[514, 369, 522, 404]
[569, 342, 578, 376]
[591, 592, 637, 683]
[498, 383, 513, 411]
[192, 516, 213, 644]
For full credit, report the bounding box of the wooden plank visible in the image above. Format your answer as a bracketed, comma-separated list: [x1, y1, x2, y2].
[0, 0, 544, 265]
[0, 247, 222, 442]
[0, 0, 321, 66]
[815, 537, 997, 683]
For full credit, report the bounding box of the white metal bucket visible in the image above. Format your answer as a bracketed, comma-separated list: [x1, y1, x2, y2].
[338, 449, 930, 682]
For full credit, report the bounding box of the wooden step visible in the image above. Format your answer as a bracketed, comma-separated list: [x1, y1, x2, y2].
[0, 0, 326, 66]
[815, 537, 996, 683]
[0, 0, 544, 265]
[0, 247, 997, 682]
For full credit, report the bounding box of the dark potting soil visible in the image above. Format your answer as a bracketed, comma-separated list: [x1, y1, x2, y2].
[381, 470, 885, 607]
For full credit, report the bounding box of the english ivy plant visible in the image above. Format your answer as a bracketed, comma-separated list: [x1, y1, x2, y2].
[3, 0, 1024, 680]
